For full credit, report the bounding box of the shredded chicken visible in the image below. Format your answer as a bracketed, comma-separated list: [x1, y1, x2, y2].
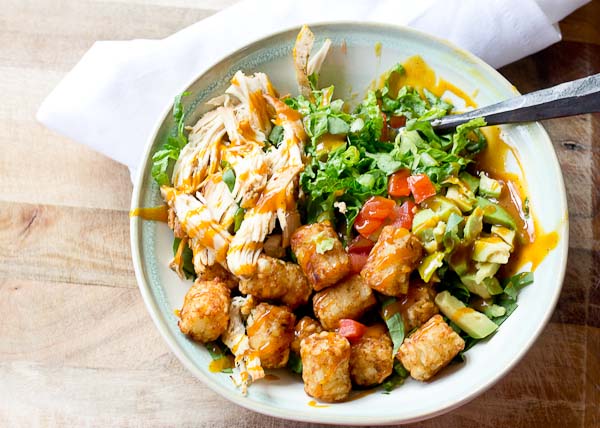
[161, 26, 337, 395]
[221, 296, 263, 394]
[293, 25, 332, 100]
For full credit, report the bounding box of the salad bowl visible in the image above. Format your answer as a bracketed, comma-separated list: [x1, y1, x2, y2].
[130, 22, 568, 425]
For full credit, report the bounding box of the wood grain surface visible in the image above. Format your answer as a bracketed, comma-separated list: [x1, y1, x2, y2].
[1, 1, 598, 427]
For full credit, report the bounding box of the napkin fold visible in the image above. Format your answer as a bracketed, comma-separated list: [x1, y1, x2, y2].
[36, 0, 589, 180]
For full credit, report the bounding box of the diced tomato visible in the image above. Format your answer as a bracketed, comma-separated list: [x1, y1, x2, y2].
[354, 196, 395, 238]
[338, 319, 367, 342]
[389, 115, 407, 129]
[348, 235, 375, 254]
[388, 169, 411, 197]
[349, 252, 370, 273]
[380, 112, 389, 141]
[360, 196, 396, 220]
[391, 200, 416, 230]
[354, 216, 383, 238]
[407, 174, 437, 203]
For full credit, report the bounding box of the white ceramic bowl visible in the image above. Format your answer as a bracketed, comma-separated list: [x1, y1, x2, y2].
[130, 23, 568, 425]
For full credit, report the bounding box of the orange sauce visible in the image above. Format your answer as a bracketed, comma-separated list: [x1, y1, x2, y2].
[386, 56, 477, 108]
[475, 126, 559, 275]
[248, 90, 271, 130]
[129, 205, 169, 222]
[264, 373, 280, 381]
[208, 355, 234, 373]
[308, 400, 329, 408]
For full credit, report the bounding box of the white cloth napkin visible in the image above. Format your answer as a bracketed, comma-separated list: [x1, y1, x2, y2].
[36, 0, 589, 181]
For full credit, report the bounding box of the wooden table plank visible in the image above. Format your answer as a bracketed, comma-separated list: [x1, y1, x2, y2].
[1, 0, 599, 427]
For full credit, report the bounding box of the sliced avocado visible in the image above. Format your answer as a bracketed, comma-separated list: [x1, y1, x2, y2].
[491, 225, 516, 247]
[478, 173, 503, 199]
[460, 273, 492, 299]
[422, 196, 461, 222]
[464, 207, 484, 244]
[461, 273, 502, 298]
[472, 236, 512, 264]
[443, 213, 464, 252]
[412, 209, 439, 236]
[459, 171, 480, 194]
[474, 262, 501, 283]
[435, 291, 498, 339]
[418, 251, 445, 282]
[445, 185, 475, 212]
[484, 277, 503, 295]
[484, 304, 507, 318]
[475, 197, 517, 230]
[448, 248, 471, 276]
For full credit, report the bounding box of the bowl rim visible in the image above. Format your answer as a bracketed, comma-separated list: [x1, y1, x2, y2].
[130, 21, 569, 425]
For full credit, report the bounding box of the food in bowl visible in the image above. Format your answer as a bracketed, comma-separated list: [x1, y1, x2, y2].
[145, 25, 556, 403]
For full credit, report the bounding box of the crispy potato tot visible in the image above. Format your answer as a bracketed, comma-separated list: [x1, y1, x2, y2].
[196, 262, 238, 290]
[397, 314, 465, 381]
[239, 255, 311, 309]
[247, 303, 296, 369]
[300, 331, 351, 402]
[361, 226, 423, 296]
[291, 316, 324, 354]
[313, 275, 376, 330]
[399, 284, 439, 331]
[349, 324, 394, 386]
[291, 221, 350, 291]
[178, 279, 230, 343]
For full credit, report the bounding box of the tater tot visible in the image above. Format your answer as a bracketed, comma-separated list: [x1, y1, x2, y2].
[291, 316, 324, 354]
[239, 256, 312, 309]
[397, 314, 465, 381]
[247, 303, 296, 369]
[361, 226, 423, 296]
[349, 324, 393, 386]
[178, 279, 230, 343]
[399, 284, 439, 331]
[313, 275, 377, 330]
[195, 262, 238, 290]
[291, 221, 350, 291]
[300, 331, 352, 402]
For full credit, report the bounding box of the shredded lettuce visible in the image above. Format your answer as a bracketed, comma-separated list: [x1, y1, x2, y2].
[172, 237, 195, 279]
[151, 92, 189, 186]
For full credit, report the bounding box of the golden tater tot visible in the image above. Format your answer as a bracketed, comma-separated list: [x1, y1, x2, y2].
[349, 324, 393, 386]
[239, 255, 312, 309]
[361, 226, 423, 296]
[178, 279, 230, 343]
[291, 221, 350, 291]
[399, 284, 439, 331]
[247, 303, 296, 369]
[313, 275, 376, 330]
[301, 331, 351, 402]
[291, 316, 324, 354]
[196, 262, 238, 290]
[397, 314, 465, 381]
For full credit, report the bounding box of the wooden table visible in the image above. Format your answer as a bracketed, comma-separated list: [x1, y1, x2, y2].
[1, 1, 598, 426]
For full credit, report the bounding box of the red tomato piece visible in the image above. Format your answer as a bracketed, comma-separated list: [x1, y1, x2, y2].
[354, 215, 383, 238]
[389, 115, 407, 129]
[407, 174, 437, 203]
[348, 235, 375, 254]
[391, 200, 417, 230]
[349, 252, 369, 273]
[388, 169, 411, 198]
[338, 319, 368, 342]
[354, 196, 395, 238]
[361, 196, 396, 220]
